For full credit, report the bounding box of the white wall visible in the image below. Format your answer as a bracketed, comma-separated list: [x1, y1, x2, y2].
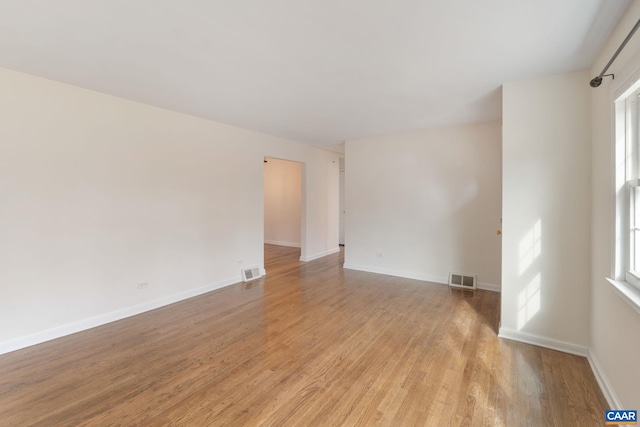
[264, 158, 302, 247]
[500, 70, 592, 353]
[344, 121, 502, 290]
[0, 67, 339, 354]
[590, 0, 640, 410]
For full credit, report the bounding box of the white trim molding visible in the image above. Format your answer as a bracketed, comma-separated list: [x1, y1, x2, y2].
[264, 240, 301, 248]
[343, 263, 447, 284]
[588, 349, 623, 410]
[606, 278, 640, 315]
[343, 264, 502, 292]
[498, 327, 589, 357]
[0, 276, 240, 356]
[477, 282, 501, 292]
[300, 247, 340, 262]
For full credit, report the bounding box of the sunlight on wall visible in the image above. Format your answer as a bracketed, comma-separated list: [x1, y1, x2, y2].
[518, 273, 541, 330]
[518, 220, 541, 275]
[517, 219, 542, 330]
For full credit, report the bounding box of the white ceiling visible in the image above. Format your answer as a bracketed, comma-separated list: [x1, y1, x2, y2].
[0, 1, 631, 146]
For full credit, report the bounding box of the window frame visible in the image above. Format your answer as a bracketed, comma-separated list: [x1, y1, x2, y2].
[625, 179, 640, 287]
[610, 70, 640, 314]
[623, 89, 640, 288]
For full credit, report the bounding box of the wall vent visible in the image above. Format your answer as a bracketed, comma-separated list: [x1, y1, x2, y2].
[242, 267, 262, 282]
[449, 272, 476, 290]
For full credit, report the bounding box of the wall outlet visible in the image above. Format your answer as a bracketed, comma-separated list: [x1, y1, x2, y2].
[137, 282, 149, 290]
[376, 252, 383, 258]
[237, 260, 244, 265]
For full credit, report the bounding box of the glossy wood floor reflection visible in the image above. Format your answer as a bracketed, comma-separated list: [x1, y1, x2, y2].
[0, 245, 609, 426]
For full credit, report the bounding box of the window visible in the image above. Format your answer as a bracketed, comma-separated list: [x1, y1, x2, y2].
[611, 76, 640, 313]
[624, 87, 640, 288]
[616, 84, 640, 294]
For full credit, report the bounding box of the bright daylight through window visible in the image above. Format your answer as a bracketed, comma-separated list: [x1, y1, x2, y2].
[618, 84, 640, 290]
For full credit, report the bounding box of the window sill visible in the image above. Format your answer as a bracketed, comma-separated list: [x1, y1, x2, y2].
[606, 278, 640, 315]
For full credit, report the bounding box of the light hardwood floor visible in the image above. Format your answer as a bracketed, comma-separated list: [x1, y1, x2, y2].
[0, 245, 609, 426]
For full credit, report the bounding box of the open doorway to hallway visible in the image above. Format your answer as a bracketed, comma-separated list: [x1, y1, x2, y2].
[264, 157, 303, 259]
[339, 157, 345, 246]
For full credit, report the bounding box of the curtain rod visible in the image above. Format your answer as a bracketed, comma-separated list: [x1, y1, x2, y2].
[591, 17, 640, 87]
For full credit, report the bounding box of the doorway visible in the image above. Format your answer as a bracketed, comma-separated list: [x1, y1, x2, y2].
[263, 157, 303, 258]
[339, 157, 345, 246]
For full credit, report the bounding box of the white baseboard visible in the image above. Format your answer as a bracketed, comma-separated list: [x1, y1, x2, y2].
[343, 264, 501, 292]
[477, 282, 501, 292]
[465, 327, 620, 409]
[587, 349, 622, 409]
[343, 263, 447, 284]
[264, 240, 301, 248]
[498, 327, 589, 357]
[0, 276, 240, 356]
[300, 247, 340, 262]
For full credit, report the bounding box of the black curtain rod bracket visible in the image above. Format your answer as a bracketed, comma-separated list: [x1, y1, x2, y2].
[590, 17, 640, 88]
[590, 74, 615, 88]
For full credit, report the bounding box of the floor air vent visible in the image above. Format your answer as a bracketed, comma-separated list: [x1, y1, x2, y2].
[242, 267, 262, 282]
[449, 272, 476, 290]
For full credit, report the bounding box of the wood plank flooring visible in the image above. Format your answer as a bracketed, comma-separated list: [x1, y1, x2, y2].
[0, 245, 609, 426]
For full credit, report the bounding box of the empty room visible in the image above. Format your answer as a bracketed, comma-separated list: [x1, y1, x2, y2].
[1, 1, 640, 426]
